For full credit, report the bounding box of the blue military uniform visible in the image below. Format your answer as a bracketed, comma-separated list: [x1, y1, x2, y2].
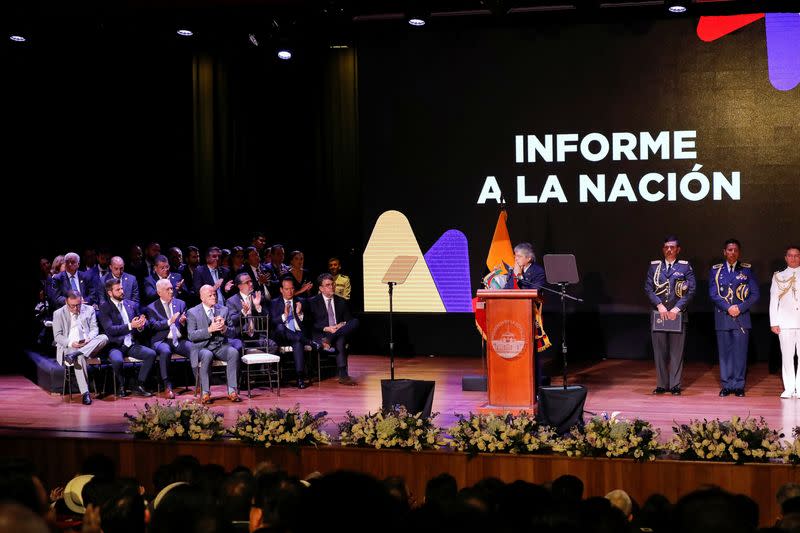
[709, 261, 760, 393]
[644, 259, 696, 391]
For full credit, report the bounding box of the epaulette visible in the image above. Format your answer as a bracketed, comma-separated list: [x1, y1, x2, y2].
[651, 260, 660, 264]
[740, 262, 751, 268]
[678, 260, 688, 264]
[712, 263, 723, 269]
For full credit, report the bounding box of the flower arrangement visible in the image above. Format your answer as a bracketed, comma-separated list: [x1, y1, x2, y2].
[338, 406, 445, 450]
[124, 401, 225, 441]
[786, 427, 800, 465]
[553, 412, 662, 462]
[668, 416, 785, 464]
[447, 412, 556, 455]
[228, 405, 330, 448]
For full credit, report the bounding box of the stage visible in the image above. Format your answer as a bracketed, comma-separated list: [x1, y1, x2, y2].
[2, 355, 799, 527]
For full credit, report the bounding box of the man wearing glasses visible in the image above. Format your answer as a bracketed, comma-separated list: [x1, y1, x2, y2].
[644, 236, 696, 396]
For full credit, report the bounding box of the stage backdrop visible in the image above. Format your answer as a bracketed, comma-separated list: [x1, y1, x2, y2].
[357, 14, 799, 359]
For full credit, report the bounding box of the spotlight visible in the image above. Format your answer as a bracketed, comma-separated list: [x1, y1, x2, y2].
[667, 2, 687, 13]
[277, 49, 292, 60]
[9, 34, 26, 42]
[406, 6, 429, 27]
[248, 33, 260, 47]
[176, 29, 193, 37]
[407, 16, 426, 26]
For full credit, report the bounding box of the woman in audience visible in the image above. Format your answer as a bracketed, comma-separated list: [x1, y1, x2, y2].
[287, 250, 314, 297]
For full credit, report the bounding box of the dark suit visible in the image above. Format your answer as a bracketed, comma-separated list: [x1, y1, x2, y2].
[145, 297, 192, 385]
[226, 293, 278, 354]
[269, 297, 313, 374]
[142, 272, 185, 306]
[193, 265, 230, 303]
[98, 299, 156, 386]
[101, 273, 140, 306]
[49, 270, 100, 308]
[239, 264, 272, 300]
[264, 263, 289, 298]
[307, 293, 359, 373]
[709, 262, 760, 391]
[186, 303, 239, 394]
[644, 259, 696, 390]
[503, 262, 547, 390]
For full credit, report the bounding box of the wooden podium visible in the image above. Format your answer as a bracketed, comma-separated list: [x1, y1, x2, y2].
[476, 289, 540, 412]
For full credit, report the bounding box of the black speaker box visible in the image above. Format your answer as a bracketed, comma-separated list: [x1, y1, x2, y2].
[536, 385, 587, 434]
[381, 379, 436, 418]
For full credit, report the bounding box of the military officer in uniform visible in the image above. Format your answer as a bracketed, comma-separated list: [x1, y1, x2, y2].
[710, 238, 760, 397]
[644, 236, 696, 395]
[769, 245, 800, 398]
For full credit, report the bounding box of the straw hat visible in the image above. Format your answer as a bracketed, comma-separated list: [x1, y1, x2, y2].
[63, 474, 94, 514]
[152, 481, 189, 509]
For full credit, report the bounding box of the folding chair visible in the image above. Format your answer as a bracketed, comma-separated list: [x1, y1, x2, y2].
[239, 315, 280, 397]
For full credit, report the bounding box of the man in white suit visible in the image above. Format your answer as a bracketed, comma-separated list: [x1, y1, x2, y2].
[770, 245, 800, 399]
[51, 290, 108, 405]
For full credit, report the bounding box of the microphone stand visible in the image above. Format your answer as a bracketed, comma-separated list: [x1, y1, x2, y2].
[387, 281, 396, 381]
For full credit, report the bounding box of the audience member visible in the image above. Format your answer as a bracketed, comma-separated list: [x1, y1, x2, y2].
[146, 278, 192, 399]
[306, 273, 359, 384]
[102, 256, 140, 305]
[327, 257, 351, 300]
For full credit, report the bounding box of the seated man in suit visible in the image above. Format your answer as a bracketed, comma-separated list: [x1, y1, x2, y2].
[52, 290, 109, 405]
[102, 256, 140, 306]
[193, 246, 232, 305]
[98, 278, 156, 397]
[307, 273, 360, 385]
[187, 284, 242, 404]
[269, 277, 316, 389]
[226, 273, 278, 354]
[49, 252, 100, 309]
[240, 246, 272, 301]
[143, 255, 185, 306]
[145, 278, 192, 399]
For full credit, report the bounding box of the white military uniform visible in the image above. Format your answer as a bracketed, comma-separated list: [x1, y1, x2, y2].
[769, 265, 800, 397]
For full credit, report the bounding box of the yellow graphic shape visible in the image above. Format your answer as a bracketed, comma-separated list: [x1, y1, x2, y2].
[363, 210, 445, 312]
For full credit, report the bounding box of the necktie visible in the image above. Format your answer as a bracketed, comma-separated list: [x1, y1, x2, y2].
[665, 263, 672, 276]
[207, 307, 214, 323]
[118, 302, 132, 347]
[245, 296, 255, 336]
[326, 298, 336, 327]
[286, 300, 296, 332]
[70, 275, 78, 292]
[211, 269, 224, 303]
[729, 264, 734, 274]
[167, 302, 180, 346]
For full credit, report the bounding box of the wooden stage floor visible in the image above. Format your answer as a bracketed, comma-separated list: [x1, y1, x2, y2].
[1, 356, 798, 439]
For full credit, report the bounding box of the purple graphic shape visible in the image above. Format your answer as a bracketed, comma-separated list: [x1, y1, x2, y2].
[766, 13, 800, 91]
[424, 230, 472, 313]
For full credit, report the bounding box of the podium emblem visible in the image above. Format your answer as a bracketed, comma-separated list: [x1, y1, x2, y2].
[490, 320, 526, 359]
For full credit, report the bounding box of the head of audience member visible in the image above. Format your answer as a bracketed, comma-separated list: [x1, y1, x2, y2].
[249, 471, 293, 533]
[39, 257, 51, 279]
[205, 247, 221, 269]
[83, 248, 97, 269]
[279, 278, 295, 302]
[236, 273, 254, 297]
[110, 256, 126, 280]
[153, 256, 170, 280]
[65, 291, 83, 316]
[425, 473, 458, 510]
[106, 279, 125, 303]
[579, 497, 629, 533]
[246, 247, 260, 268]
[723, 238, 742, 266]
[605, 489, 633, 520]
[734, 493, 759, 531]
[129, 245, 143, 266]
[97, 480, 146, 533]
[51, 255, 66, 275]
[785, 246, 800, 269]
[662, 236, 681, 263]
[496, 481, 552, 530]
[327, 257, 342, 277]
[97, 249, 111, 269]
[168, 247, 183, 271]
[220, 472, 255, 528]
[145, 242, 161, 263]
[552, 474, 584, 507]
[513, 243, 535, 269]
[199, 285, 218, 307]
[231, 246, 245, 271]
[186, 246, 200, 268]
[150, 483, 219, 533]
[0, 458, 48, 517]
[262, 247, 272, 265]
[778, 484, 800, 515]
[220, 248, 231, 269]
[632, 493, 671, 533]
[317, 274, 335, 298]
[270, 245, 285, 267]
[288, 251, 304, 271]
[673, 488, 752, 533]
[64, 252, 81, 275]
[156, 279, 174, 304]
[382, 476, 412, 515]
[251, 232, 267, 251]
[0, 503, 49, 533]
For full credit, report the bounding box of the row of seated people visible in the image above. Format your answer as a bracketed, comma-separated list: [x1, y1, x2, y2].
[53, 271, 359, 406]
[43, 243, 352, 313]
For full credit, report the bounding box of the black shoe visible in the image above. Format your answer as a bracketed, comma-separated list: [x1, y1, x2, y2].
[735, 389, 745, 397]
[117, 387, 130, 398]
[652, 387, 667, 395]
[297, 379, 308, 389]
[671, 387, 681, 396]
[64, 351, 81, 369]
[308, 341, 322, 351]
[719, 388, 730, 397]
[338, 375, 357, 386]
[82, 392, 92, 405]
[133, 385, 153, 397]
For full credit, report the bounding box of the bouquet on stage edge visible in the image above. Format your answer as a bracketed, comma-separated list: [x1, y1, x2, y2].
[786, 427, 800, 465]
[668, 416, 786, 464]
[124, 401, 225, 441]
[229, 405, 329, 448]
[338, 406, 445, 451]
[447, 412, 557, 456]
[553, 412, 662, 462]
